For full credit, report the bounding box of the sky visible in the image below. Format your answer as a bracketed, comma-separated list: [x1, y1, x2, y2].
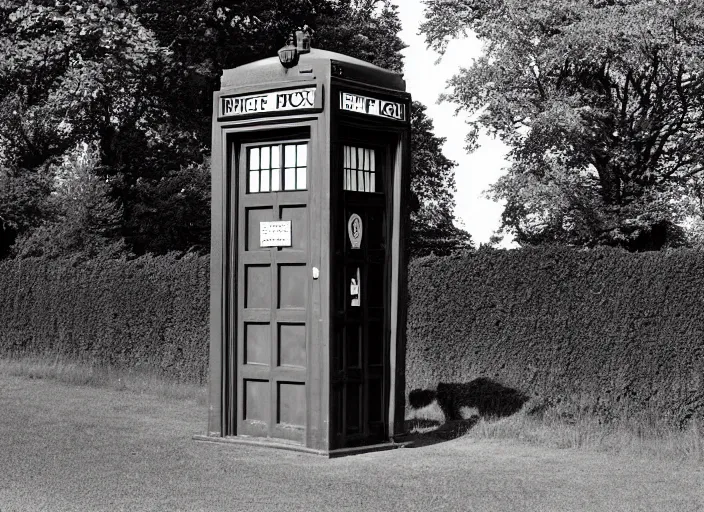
[392, 0, 511, 246]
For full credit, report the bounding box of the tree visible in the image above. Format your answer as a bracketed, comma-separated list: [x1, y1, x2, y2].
[421, 0, 704, 250]
[410, 102, 472, 256]
[13, 142, 127, 260]
[0, 166, 53, 258]
[0, 0, 178, 256]
[135, 0, 468, 257]
[127, 159, 211, 255]
[1, 0, 467, 258]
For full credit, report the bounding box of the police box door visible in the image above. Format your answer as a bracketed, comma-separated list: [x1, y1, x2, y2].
[332, 140, 391, 448]
[236, 138, 310, 443]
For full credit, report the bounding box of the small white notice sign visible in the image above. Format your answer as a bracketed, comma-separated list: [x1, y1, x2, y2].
[260, 221, 292, 247]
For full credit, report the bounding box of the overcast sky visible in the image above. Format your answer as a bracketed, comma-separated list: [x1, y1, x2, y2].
[392, 0, 511, 246]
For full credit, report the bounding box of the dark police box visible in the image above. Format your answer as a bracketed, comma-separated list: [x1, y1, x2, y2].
[197, 35, 411, 456]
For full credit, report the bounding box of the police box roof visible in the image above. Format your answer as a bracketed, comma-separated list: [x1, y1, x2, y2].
[220, 48, 406, 92]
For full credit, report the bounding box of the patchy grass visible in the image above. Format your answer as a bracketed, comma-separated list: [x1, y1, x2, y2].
[470, 399, 704, 464]
[5, 354, 703, 465]
[1, 372, 703, 512]
[405, 395, 704, 464]
[0, 355, 207, 405]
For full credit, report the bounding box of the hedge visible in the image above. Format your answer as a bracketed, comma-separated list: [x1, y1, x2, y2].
[0, 254, 209, 383]
[406, 246, 704, 425]
[1, 247, 703, 423]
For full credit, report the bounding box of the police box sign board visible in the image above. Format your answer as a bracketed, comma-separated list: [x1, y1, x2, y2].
[340, 92, 406, 121]
[220, 87, 316, 117]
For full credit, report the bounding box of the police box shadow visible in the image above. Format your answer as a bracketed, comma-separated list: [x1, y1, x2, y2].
[401, 378, 529, 448]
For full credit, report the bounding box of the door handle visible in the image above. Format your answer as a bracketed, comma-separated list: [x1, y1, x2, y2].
[350, 267, 361, 307]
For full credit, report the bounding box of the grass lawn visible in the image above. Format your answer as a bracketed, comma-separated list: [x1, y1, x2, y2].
[0, 368, 703, 512]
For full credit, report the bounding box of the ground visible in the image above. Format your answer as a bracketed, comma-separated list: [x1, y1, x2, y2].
[0, 373, 702, 512]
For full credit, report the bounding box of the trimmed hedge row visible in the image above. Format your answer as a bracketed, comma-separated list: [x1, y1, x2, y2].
[406, 247, 704, 424]
[1, 247, 703, 423]
[0, 254, 209, 383]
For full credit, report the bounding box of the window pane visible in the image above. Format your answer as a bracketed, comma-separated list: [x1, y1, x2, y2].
[249, 170, 260, 193]
[260, 169, 270, 192]
[261, 146, 270, 169]
[284, 145, 296, 168]
[249, 147, 260, 171]
[342, 145, 379, 193]
[284, 168, 296, 190]
[271, 146, 280, 169]
[272, 166, 280, 191]
[370, 150, 376, 192]
[296, 144, 307, 166]
[296, 167, 306, 190]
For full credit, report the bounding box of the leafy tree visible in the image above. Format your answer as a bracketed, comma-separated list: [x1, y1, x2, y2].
[410, 102, 472, 256]
[13, 142, 127, 260]
[422, 0, 704, 250]
[127, 159, 211, 255]
[0, 0, 178, 255]
[0, 166, 53, 258]
[1, 0, 468, 258]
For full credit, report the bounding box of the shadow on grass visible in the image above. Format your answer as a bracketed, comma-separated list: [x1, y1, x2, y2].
[402, 417, 480, 448]
[402, 378, 529, 448]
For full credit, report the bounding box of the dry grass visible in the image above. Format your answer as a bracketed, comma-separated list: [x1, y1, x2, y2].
[0, 354, 207, 405]
[5, 355, 703, 464]
[405, 395, 704, 464]
[471, 401, 704, 463]
[2, 372, 703, 512]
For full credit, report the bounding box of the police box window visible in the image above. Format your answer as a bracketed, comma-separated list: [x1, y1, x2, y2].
[248, 143, 307, 193]
[343, 145, 379, 193]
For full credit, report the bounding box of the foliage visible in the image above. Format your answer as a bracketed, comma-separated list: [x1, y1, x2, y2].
[314, 0, 406, 72]
[407, 246, 704, 426]
[410, 101, 473, 256]
[0, 165, 53, 258]
[3, 247, 704, 424]
[421, 0, 704, 250]
[0, 0, 180, 256]
[0, 253, 210, 382]
[13, 142, 127, 260]
[1, 0, 464, 258]
[127, 159, 211, 255]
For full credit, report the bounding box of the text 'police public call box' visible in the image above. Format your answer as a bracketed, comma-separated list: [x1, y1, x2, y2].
[200, 39, 411, 456]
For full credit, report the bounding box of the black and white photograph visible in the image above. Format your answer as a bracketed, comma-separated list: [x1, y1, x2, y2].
[1, 0, 703, 510]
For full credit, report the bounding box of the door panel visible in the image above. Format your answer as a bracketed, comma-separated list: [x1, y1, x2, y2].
[237, 141, 309, 444]
[333, 142, 390, 448]
[245, 322, 270, 365]
[278, 323, 306, 367]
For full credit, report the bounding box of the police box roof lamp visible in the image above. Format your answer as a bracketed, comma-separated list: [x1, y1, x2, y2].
[278, 26, 312, 69]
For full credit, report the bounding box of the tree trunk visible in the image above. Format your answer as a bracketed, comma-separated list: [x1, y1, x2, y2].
[595, 160, 622, 206]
